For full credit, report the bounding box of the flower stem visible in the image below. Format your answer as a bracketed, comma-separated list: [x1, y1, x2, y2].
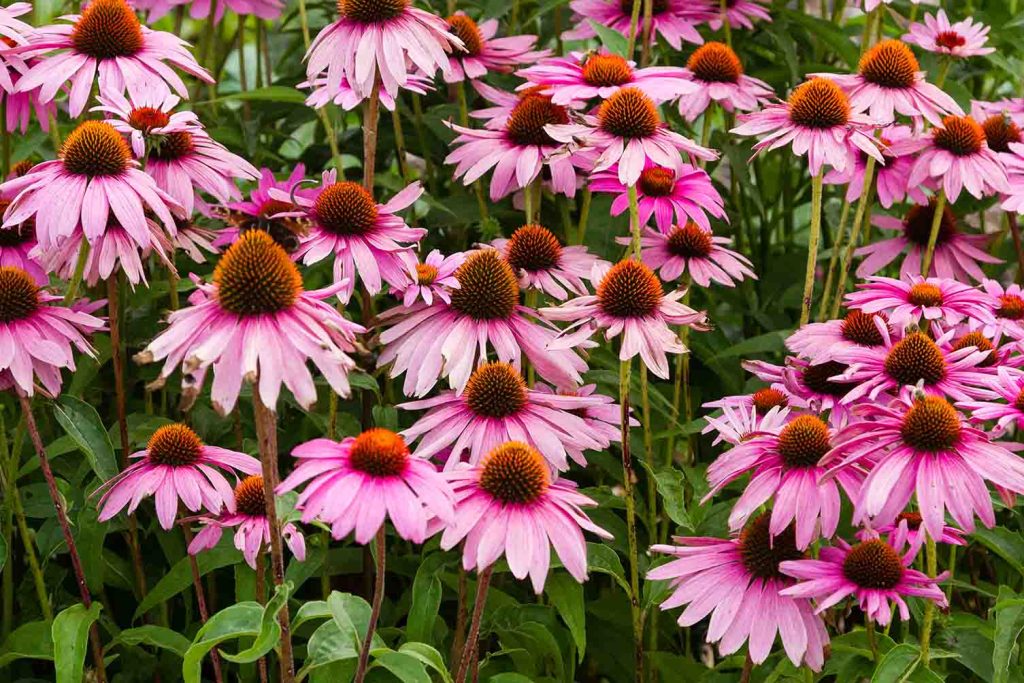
[719, 0, 732, 47]
[363, 80, 381, 192]
[639, 0, 654, 66]
[181, 523, 224, 683]
[920, 190, 947, 277]
[640, 365, 655, 529]
[628, 184, 641, 257]
[455, 565, 493, 683]
[800, 173, 824, 326]
[920, 535, 938, 667]
[391, 103, 411, 185]
[816, 199, 850, 321]
[619, 357, 644, 683]
[576, 189, 592, 246]
[829, 156, 876, 319]
[625, 0, 643, 59]
[354, 528, 386, 683]
[410, 94, 437, 193]
[934, 58, 951, 89]
[450, 563, 470, 667]
[63, 240, 91, 305]
[866, 619, 880, 664]
[1007, 213, 1024, 284]
[19, 394, 106, 683]
[455, 82, 490, 223]
[297, 0, 343, 170]
[739, 652, 753, 683]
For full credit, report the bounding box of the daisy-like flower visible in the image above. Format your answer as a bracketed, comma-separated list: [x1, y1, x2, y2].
[958, 366, 1024, 434]
[546, 87, 717, 186]
[92, 90, 202, 159]
[980, 115, 1022, 155]
[675, 42, 773, 122]
[445, 91, 581, 200]
[704, 410, 862, 549]
[95, 423, 260, 529]
[707, 0, 772, 31]
[444, 12, 548, 83]
[0, 65, 56, 136]
[439, 441, 611, 592]
[649, 515, 827, 670]
[516, 50, 694, 106]
[399, 361, 612, 471]
[14, 0, 212, 118]
[904, 10, 994, 59]
[188, 475, 305, 570]
[860, 513, 967, 547]
[701, 399, 790, 446]
[215, 164, 315, 249]
[0, 196, 44, 284]
[856, 200, 1002, 281]
[304, 0, 463, 101]
[824, 125, 927, 209]
[589, 161, 726, 232]
[976, 279, 1024, 342]
[277, 428, 453, 544]
[823, 391, 1024, 538]
[0, 266, 104, 397]
[779, 527, 946, 627]
[136, 231, 365, 415]
[785, 310, 889, 365]
[844, 275, 996, 327]
[619, 224, 755, 287]
[392, 249, 464, 307]
[533, 383, 629, 461]
[377, 249, 588, 396]
[943, 330, 1009, 370]
[171, 217, 218, 264]
[301, 72, 433, 112]
[493, 224, 603, 300]
[742, 357, 861, 422]
[813, 40, 961, 126]
[542, 259, 709, 378]
[561, 0, 711, 50]
[269, 172, 424, 303]
[732, 78, 882, 176]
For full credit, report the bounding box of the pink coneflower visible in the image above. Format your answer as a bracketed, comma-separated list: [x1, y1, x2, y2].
[0, 198, 44, 284]
[304, 0, 463, 101]
[856, 201, 1001, 281]
[779, 528, 946, 627]
[277, 428, 453, 544]
[95, 423, 260, 529]
[188, 475, 305, 570]
[533, 383, 628, 462]
[676, 42, 773, 122]
[975, 279, 1024, 342]
[171, 218, 218, 264]
[648, 516, 827, 670]
[742, 357, 860, 423]
[439, 442, 611, 592]
[136, 231, 365, 415]
[707, 0, 772, 31]
[516, 50, 694, 106]
[823, 391, 1024, 537]
[93, 90, 202, 159]
[0, 266, 104, 397]
[589, 161, 726, 232]
[444, 13, 548, 83]
[181, 0, 284, 23]
[0, 65, 55, 136]
[493, 224, 603, 300]
[785, 310, 889, 365]
[957, 366, 1024, 434]
[392, 249, 464, 307]
[377, 249, 588, 396]
[824, 125, 927, 209]
[561, 0, 710, 50]
[732, 78, 882, 176]
[215, 164, 316, 249]
[704, 411, 862, 549]
[0, 4, 38, 97]
[542, 259, 709, 378]
[844, 275, 996, 327]
[859, 513, 967, 547]
[904, 10, 994, 59]
[701, 400, 790, 446]
[1001, 142, 1024, 214]
[619, 224, 755, 287]
[399, 361, 610, 471]
[301, 72, 433, 112]
[546, 88, 717, 186]
[14, 0, 212, 118]
[270, 172, 424, 303]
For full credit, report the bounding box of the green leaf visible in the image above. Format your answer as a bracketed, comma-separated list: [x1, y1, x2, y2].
[975, 527, 1024, 576]
[407, 553, 446, 645]
[52, 396, 117, 482]
[182, 603, 263, 683]
[221, 581, 292, 664]
[52, 602, 102, 683]
[210, 86, 307, 104]
[871, 643, 922, 683]
[109, 626, 192, 658]
[649, 466, 693, 532]
[135, 543, 243, 619]
[299, 619, 359, 679]
[781, 9, 860, 69]
[488, 675, 535, 683]
[0, 620, 54, 668]
[994, 586, 1024, 683]
[546, 573, 586, 662]
[371, 649, 431, 683]
[293, 600, 333, 630]
[398, 642, 453, 683]
[587, 542, 630, 594]
[587, 21, 628, 57]
[0, 530, 6, 573]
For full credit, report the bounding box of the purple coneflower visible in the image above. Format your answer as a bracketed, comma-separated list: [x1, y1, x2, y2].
[444, 13, 549, 83]
[493, 223, 604, 300]
[392, 249, 464, 308]
[619, 224, 755, 287]
[844, 275, 995, 327]
[676, 42, 773, 122]
[904, 10, 994, 59]
[785, 310, 889, 366]
[589, 161, 725, 232]
[561, 0, 711, 50]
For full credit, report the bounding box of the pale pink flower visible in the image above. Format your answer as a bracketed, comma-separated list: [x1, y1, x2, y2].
[92, 90, 202, 159]
[701, 400, 790, 447]
[707, 0, 771, 31]
[957, 366, 1024, 434]
[561, 0, 712, 50]
[300, 72, 433, 112]
[676, 41, 773, 121]
[533, 383, 629, 462]
[182, 0, 283, 23]
[904, 10, 994, 59]
[215, 164, 316, 249]
[974, 279, 1024, 343]
[620, 224, 755, 287]
[742, 358, 859, 425]
[493, 223, 605, 300]
[823, 125, 927, 208]
[844, 275, 996, 327]
[785, 310, 889, 366]
[0, 194, 44, 284]
[444, 13, 549, 83]
[392, 249, 464, 308]
[859, 514, 967, 547]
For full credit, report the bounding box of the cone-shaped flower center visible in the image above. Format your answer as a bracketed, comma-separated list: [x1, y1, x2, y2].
[843, 539, 904, 589]
[858, 40, 919, 89]
[1015, 388, 1024, 413]
[234, 475, 267, 517]
[907, 282, 943, 307]
[479, 441, 549, 505]
[598, 88, 660, 139]
[752, 388, 788, 412]
[505, 224, 562, 272]
[900, 395, 961, 452]
[464, 362, 528, 418]
[71, 0, 144, 60]
[935, 31, 967, 50]
[801, 360, 852, 397]
[349, 428, 410, 477]
[598, 259, 663, 319]
[9, 160, 33, 178]
[0, 267, 39, 323]
[258, 199, 296, 219]
[982, 115, 1022, 153]
[314, 181, 379, 236]
[951, 331, 995, 367]
[214, 231, 303, 316]
[449, 250, 520, 320]
[505, 95, 568, 147]
[416, 263, 438, 285]
[997, 294, 1024, 320]
[149, 131, 195, 162]
[61, 121, 132, 178]
[338, 0, 409, 23]
[884, 332, 946, 387]
[788, 78, 850, 129]
[841, 310, 884, 346]
[619, 0, 667, 15]
[581, 53, 634, 87]
[128, 107, 171, 133]
[903, 200, 957, 246]
[147, 424, 204, 467]
[738, 514, 804, 581]
[637, 167, 675, 197]
[0, 202, 33, 247]
[447, 15, 483, 56]
[777, 415, 831, 469]
[933, 116, 985, 156]
[897, 511, 924, 529]
[687, 42, 743, 84]
[666, 223, 712, 259]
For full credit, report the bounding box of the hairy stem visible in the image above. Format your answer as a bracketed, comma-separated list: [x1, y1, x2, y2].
[619, 358, 644, 683]
[829, 155, 876, 319]
[354, 529, 386, 683]
[800, 173, 824, 326]
[455, 566, 493, 683]
[920, 190, 947, 277]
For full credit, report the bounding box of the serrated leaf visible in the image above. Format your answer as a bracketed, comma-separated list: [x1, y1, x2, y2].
[53, 602, 102, 683]
[52, 396, 117, 482]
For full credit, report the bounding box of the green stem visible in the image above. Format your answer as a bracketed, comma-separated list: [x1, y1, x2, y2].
[816, 199, 850, 321]
[800, 173, 824, 326]
[63, 240, 91, 305]
[576, 189, 592, 246]
[920, 191, 947, 277]
[946, 544, 956, 602]
[719, 0, 732, 47]
[456, 81, 490, 222]
[640, 0, 654, 66]
[920, 536, 938, 667]
[829, 155, 877, 319]
[391, 103, 411, 184]
[860, 7, 879, 53]
[525, 289, 538, 387]
[625, 0, 643, 59]
[640, 366, 654, 530]
[618, 358, 644, 683]
[628, 185, 641, 257]
[866, 620, 880, 665]
[297, 0, 342, 170]
[934, 58, 951, 89]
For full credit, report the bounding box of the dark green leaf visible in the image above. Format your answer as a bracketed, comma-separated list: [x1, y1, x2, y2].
[52, 396, 117, 482]
[183, 603, 263, 683]
[109, 626, 192, 658]
[994, 586, 1024, 683]
[371, 649, 431, 683]
[0, 620, 54, 668]
[587, 21, 628, 57]
[52, 602, 102, 683]
[221, 581, 292, 664]
[871, 643, 921, 683]
[407, 553, 446, 645]
[546, 573, 586, 662]
[135, 543, 243, 619]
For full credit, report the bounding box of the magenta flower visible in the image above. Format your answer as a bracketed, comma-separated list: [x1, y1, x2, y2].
[188, 475, 305, 570]
[377, 249, 587, 396]
[14, 0, 212, 118]
[975, 279, 1024, 342]
[93, 90, 202, 159]
[399, 361, 613, 471]
[742, 358, 860, 424]
[277, 428, 453, 544]
[215, 164, 316, 249]
[844, 275, 996, 328]
[444, 13, 549, 83]
[957, 366, 1024, 434]
[589, 162, 726, 232]
[533, 383, 629, 462]
[785, 310, 889, 366]
[392, 249, 464, 307]
[561, 0, 711, 50]
[860, 513, 967, 547]
[137, 231, 365, 415]
[701, 399, 790, 447]
[676, 42, 773, 122]
[0, 196, 44, 284]
[904, 10, 994, 59]
[96, 423, 260, 529]
[542, 259, 709, 378]
[620, 224, 755, 287]
[0, 65, 56, 136]
[439, 442, 611, 593]
[301, 72, 433, 112]
[707, 0, 772, 31]
[181, 0, 284, 23]
[493, 224, 604, 300]
[171, 219, 218, 264]
[824, 125, 927, 209]
[648, 517, 828, 670]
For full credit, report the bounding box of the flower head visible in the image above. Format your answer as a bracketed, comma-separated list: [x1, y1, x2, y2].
[493, 223, 605, 300]
[216, 164, 316, 250]
[0, 198, 44, 284]
[904, 10, 994, 59]
[957, 366, 1024, 434]
[676, 42, 773, 121]
[93, 90, 202, 159]
[976, 279, 1024, 343]
[844, 275, 996, 327]
[619, 224, 755, 287]
[824, 125, 927, 208]
[561, 0, 711, 50]
[785, 310, 889, 365]
[444, 13, 549, 83]
[589, 162, 726, 232]
[392, 249, 465, 307]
